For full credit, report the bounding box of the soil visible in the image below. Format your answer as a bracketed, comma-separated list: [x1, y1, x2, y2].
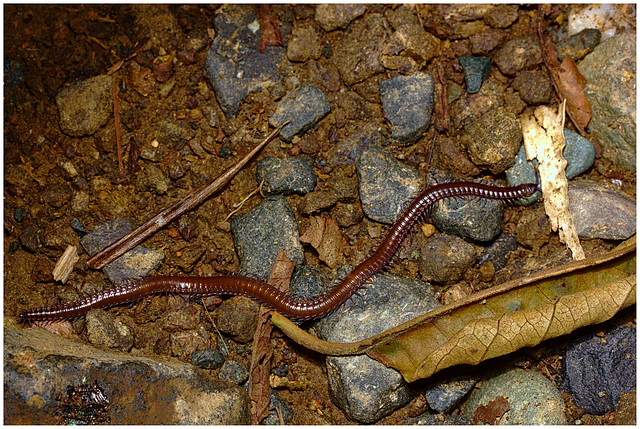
[3, 4, 635, 425]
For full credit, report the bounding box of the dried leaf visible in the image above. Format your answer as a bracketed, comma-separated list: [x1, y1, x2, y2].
[258, 4, 283, 53]
[522, 102, 585, 260]
[249, 248, 294, 424]
[554, 55, 591, 131]
[272, 237, 635, 382]
[300, 216, 346, 268]
[432, 59, 451, 134]
[474, 396, 510, 425]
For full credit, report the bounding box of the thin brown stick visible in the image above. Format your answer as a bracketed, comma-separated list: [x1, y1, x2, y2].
[86, 121, 288, 269]
[113, 77, 123, 171]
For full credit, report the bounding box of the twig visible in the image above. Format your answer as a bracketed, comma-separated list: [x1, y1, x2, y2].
[224, 179, 264, 222]
[86, 121, 288, 269]
[113, 77, 123, 171]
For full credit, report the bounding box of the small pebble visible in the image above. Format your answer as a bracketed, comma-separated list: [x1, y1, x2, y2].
[256, 155, 317, 195]
[191, 349, 225, 370]
[269, 83, 331, 142]
[458, 56, 491, 94]
[217, 360, 249, 385]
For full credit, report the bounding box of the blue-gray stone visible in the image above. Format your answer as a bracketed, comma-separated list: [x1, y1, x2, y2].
[458, 56, 492, 94]
[230, 196, 304, 280]
[425, 376, 479, 413]
[380, 72, 434, 144]
[269, 83, 331, 142]
[562, 326, 636, 415]
[355, 147, 422, 224]
[256, 155, 317, 195]
[505, 128, 596, 204]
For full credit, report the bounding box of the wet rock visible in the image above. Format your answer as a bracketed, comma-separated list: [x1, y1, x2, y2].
[287, 22, 322, 62]
[561, 326, 636, 415]
[204, 5, 285, 117]
[511, 70, 554, 104]
[493, 35, 543, 76]
[419, 234, 478, 285]
[230, 196, 304, 279]
[484, 4, 519, 28]
[56, 75, 113, 137]
[315, 4, 366, 32]
[427, 170, 506, 242]
[458, 56, 491, 94]
[328, 127, 383, 167]
[168, 328, 212, 360]
[4, 326, 250, 424]
[86, 309, 134, 352]
[380, 72, 434, 144]
[215, 296, 259, 344]
[317, 274, 439, 423]
[578, 30, 636, 171]
[256, 155, 317, 195]
[425, 375, 479, 413]
[217, 360, 249, 385]
[356, 147, 422, 224]
[191, 349, 225, 370]
[333, 13, 387, 86]
[557, 28, 601, 61]
[269, 83, 331, 142]
[462, 368, 567, 424]
[381, 24, 441, 75]
[568, 180, 636, 240]
[81, 217, 165, 285]
[460, 107, 522, 174]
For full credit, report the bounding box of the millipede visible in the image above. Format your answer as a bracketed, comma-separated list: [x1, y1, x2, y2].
[19, 181, 539, 322]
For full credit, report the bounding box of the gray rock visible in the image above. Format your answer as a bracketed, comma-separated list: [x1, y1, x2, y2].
[425, 376, 479, 413]
[356, 147, 422, 224]
[328, 127, 383, 166]
[261, 390, 294, 425]
[578, 30, 636, 171]
[4, 326, 250, 424]
[315, 4, 366, 32]
[460, 107, 522, 174]
[256, 155, 317, 195]
[56, 75, 113, 137]
[462, 368, 567, 424]
[218, 360, 249, 385]
[81, 217, 165, 285]
[477, 233, 518, 271]
[231, 196, 304, 280]
[458, 56, 491, 94]
[561, 326, 636, 415]
[269, 83, 331, 142]
[203, 5, 285, 117]
[493, 35, 543, 76]
[427, 170, 506, 242]
[568, 180, 636, 239]
[380, 72, 434, 144]
[290, 265, 329, 299]
[191, 349, 225, 370]
[317, 273, 439, 423]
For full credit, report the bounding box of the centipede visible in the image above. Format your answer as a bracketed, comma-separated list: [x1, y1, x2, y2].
[19, 181, 539, 322]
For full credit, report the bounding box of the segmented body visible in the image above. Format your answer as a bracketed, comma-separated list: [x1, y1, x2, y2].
[19, 181, 539, 322]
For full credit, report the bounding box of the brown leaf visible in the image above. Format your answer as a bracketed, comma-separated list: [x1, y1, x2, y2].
[259, 4, 283, 53]
[474, 396, 510, 425]
[300, 216, 346, 268]
[272, 237, 636, 382]
[249, 248, 294, 424]
[555, 55, 591, 131]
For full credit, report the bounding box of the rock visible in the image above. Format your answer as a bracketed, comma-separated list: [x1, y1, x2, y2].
[425, 375, 479, 413]
[567, 4, 634, 40]
[261, 390, 294, 425]
[191, 349, 225, 370]
[511, 70, 554, 104]
[470, 28, 505, 55]
[287, 22, 322, 62]
[269, 83, 331, 142]
[381, 24, 441, 75]
[256, 155, 317, 195]
[578, 30, 636, 171]
[136, 163, 171, 195]
[462, 368, 567, 424]
[5, 58, 25, 90]
[328, 127, 383, 167]
[290, 265, 329, 299]
[493, 35, 543, 76]
[379, 72, 434, 144]
[217, 360, 249, 385]
[355, 147, 422, 224]
[427, 170, 506, 242]
[86, 309, 134, 351]
[203, 5, 285, 117]
[4, 326, 250, 424]
[449, 77, 505, 130]
[230, 196, 304, 279]
[333, 13, 387, 86]
[556, 28, 601, 61]
[477, 233, 518, 272]
[568, 180, 636, 240]
[317, 273, 439, 423]
[315, 4, 366, 32]
[215, 296, 259, 344]
[458, 56, 491, 94]
[431, 136, 481, 177]
[419, 234, 478, 285]
[561, 326, 636, 415]
[56, 75, 113, 137]
[483, 4, 519, 28]
[460, 107, 522, 174]
[81, 218, 165, 285]
[301, 190, 339, 215]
